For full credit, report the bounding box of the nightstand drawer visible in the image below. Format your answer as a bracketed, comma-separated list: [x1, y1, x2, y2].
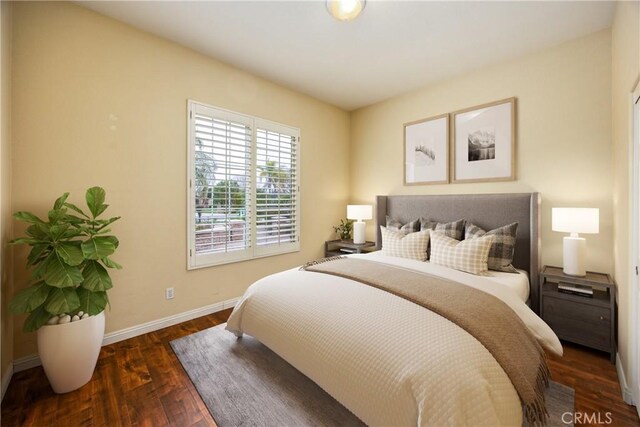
[543, 296, 611, 350]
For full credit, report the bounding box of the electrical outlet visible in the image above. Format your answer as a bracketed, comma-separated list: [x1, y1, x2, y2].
[165, 287, 175, 300]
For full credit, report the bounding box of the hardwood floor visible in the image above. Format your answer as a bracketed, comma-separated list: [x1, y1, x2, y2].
[2, 309, 638, 426]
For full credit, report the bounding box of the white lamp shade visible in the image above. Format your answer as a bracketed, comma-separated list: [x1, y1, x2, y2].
[552, 208, 599, 234]
[347, 205, 373, 221]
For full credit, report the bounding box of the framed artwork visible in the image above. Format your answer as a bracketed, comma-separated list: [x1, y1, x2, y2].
[451, 97, 516, 183]
[404, 113, 449, 185]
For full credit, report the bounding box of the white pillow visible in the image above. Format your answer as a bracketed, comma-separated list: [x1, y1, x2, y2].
[429, 231, 494, 275]
[380, 226, 430, 261]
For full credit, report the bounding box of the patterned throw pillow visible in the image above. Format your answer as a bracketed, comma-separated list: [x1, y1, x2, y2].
[420, 218, 466, 241]
[419, 218, 466, 260]
[380, 226, 430, 261]
[386, 216, 420, 233]
[429, 231, 494, 275]
[465, 222, 519, 273]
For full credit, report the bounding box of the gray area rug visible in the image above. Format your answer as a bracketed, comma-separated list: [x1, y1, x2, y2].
[171, 324, 574, 427]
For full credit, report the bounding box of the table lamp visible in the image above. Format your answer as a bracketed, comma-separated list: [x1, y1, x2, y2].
[552, 207, 599, 276]
[347, 205, 373, 244]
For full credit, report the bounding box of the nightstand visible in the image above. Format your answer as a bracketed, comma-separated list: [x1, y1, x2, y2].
[540, 265, 616, 362]
[324, 240, 375, 257]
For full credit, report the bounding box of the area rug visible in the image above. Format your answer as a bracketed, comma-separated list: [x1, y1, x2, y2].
[171, 324, 575, 427]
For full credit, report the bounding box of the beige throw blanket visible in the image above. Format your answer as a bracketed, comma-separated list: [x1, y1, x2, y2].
[302, 257, 550, 426]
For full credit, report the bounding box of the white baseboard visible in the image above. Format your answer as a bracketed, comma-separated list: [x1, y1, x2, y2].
[13, 297, 239, 373]
[12, 353, 40, 373]
[1, 363, 13, 401]
[102, 297, 239, 346]
[616, 352, 635, 405]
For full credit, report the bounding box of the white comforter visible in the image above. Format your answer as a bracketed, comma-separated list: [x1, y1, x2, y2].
[226, 253, 562, 427]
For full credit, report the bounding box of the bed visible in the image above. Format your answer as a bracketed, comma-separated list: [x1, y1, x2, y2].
[227, 193, 561, 426]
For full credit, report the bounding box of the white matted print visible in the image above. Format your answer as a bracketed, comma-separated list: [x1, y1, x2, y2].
[404, 114, 449, 185]
[452, 98, 515, 183]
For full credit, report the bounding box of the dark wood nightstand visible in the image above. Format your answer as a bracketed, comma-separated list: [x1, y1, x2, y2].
[324, 240, 375, 257]
[540, 265, 616, 362]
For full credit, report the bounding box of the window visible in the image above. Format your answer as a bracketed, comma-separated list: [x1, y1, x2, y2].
[187, 101, 300, 268]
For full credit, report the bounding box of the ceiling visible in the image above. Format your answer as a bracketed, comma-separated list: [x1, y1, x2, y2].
[79, 1, 615, 111]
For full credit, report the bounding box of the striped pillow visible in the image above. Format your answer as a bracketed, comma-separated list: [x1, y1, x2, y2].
[429, 231, 494, 275]
[380, 226, 430, 261]
[465, 222, 519, 273]
[386, 216, 420, 233]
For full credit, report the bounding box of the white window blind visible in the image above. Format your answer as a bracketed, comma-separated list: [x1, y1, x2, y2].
[188, 101, 300, 268]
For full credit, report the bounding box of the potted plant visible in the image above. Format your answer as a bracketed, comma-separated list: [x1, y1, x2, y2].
[333, 219, 354, 241]
[9, 187, 121, 393]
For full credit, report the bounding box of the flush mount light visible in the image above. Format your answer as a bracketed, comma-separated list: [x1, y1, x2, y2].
[326, 0, 366, 22]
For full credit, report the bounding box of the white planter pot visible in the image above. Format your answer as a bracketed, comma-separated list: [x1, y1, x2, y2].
[37, 311, 105, 394]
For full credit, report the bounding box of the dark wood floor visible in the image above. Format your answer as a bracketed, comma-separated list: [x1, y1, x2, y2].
[2, 308, 639, 426]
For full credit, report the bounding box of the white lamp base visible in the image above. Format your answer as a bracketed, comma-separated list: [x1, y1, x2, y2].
[353, 221, 366, 244]
[563, 236, 586, 276]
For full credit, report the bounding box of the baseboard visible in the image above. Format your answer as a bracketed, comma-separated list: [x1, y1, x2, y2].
[616, 352, 635, 405]
[1, 364, 13, 401]
[102, 297, 239, 346]
[13, 297, 239, 373]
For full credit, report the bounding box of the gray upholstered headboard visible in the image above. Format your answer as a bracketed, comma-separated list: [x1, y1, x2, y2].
[375, 193, 541, 314]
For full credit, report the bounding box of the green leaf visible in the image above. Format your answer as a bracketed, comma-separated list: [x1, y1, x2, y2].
[64, 202, 89, 218]
[86, 187, 106, 218]
[49, 223, 70, 240]
[59, 227, 84, 239]
[9, 282, 51, 314]
[32, 252, 53, 280]
[9, 237, 38, 246]
[101, 235, 119, 249]
[97, 217, 120, 226]
[81, 237, 115, 260]
[27, 244, 50, 266]
[82, 260, 113, 291]
[55, 242, 83, 266]
[24, 305, 52, 332]
[25, 223, 50, 240]
[53, 193, 69, 210]
[102, 257, 123, 270]
[95, 216, 120, 232]
[48, 208, 67, 225]
[13, 211, 44, 224]
[77, 288, 107, 315]
[45, 287, 80, 314]
[42, 253, 83, 288]
[95, 204, 109, 217]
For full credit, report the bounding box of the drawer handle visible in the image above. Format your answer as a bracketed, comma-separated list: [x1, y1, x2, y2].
[600, 316, 608, 321]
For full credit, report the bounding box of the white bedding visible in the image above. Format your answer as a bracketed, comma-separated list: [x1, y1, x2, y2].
[226, 253, 562, 426]
[485, 268, 530, 302]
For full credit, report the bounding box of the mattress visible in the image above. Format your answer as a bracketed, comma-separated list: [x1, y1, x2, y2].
[226, 253, 561, 426]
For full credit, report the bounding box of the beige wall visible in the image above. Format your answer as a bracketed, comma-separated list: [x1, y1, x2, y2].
[10, 2, 350, 358]
[611, 0, 639, 392]
[351, 30, 613, 276]
[1, 1, 13, 385]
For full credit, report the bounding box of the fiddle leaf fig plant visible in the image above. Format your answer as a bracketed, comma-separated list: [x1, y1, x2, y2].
[9, 187, 122, 332]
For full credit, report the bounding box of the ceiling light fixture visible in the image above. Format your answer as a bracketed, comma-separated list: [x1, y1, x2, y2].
[326, 0, 366, 22]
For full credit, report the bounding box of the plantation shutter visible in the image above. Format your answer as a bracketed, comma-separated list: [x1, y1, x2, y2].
[254, 120, 300, 256]
[190, 103, 253, 267]
[188, 101, 300, 269]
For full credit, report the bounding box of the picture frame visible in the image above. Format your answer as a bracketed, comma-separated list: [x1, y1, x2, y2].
[451, 97, 516, 183]
[404, 113, 449, 185]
